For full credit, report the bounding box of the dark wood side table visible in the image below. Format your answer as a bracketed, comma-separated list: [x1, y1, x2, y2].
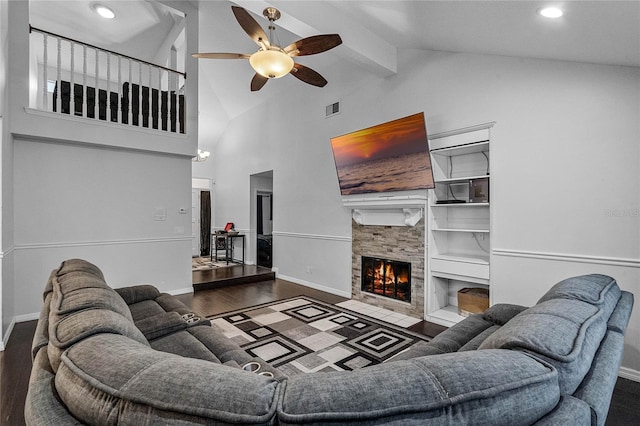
[225, 234, 245, 265]
[211, 233, 245, 265]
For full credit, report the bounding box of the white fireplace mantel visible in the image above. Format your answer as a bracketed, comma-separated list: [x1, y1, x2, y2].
[343, 191, 428, 227]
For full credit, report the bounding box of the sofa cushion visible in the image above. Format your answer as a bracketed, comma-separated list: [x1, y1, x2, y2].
[483, 303, 529, 326]
[51, 260, 132, 322]
[149, 327, 222, 363]
[135, 311, 190, 341]
[128, 299, 167, 321]
[51, 308, 149, 349]
[607, 291, 634, 334]
[479, 274, 622, 395]
[279, 350, 558, 425]
[187, 325, 254, 365]
[534, 395, 592, 425]
[391, 314, 497, 361]
[538, 274, 620, 307]
[24, 348, 85, 425]
[156, 293, 192, 315]
[115, 284, 161, 305]
[56, 334, 280, 425]
[56, 258, 105, 281]
[47, 259, 146, 371]
[459, 325, 501, 351]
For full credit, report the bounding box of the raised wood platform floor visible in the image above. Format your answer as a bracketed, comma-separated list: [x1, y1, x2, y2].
[192, 264, 275, 291]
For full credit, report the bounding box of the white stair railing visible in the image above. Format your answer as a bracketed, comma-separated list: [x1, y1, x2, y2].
[30, 26, 186, 134]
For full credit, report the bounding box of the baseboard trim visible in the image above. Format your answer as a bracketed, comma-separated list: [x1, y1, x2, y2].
[15, 312, 40, 323]
[493, 249, 640, 268]
[165, 287, 194, 296]
[277, 274, 351, 298]
[619, 366, 640, 382]
[1, 318, 16, 351]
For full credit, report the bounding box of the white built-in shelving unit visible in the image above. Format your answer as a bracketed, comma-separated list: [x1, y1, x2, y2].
[426, 122, 495, 326]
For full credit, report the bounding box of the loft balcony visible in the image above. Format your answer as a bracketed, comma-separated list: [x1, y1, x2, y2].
[29, 26, 186, 135]
[4, 0, 198, 158]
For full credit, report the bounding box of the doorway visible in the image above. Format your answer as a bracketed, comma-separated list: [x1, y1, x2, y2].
[192, 178, 212, 257]
[250, 171, 273, 268]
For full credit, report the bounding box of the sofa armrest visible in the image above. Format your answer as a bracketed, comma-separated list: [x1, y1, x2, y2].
[115, 285, 160, 305]
[533, 395, 591, 425]
[25, 347, 84, 425]
[483, 303, 529, 326]
[135, 311, 188, 341]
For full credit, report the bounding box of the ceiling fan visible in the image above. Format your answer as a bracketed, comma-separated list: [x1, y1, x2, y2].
[192, 6, 342, 91]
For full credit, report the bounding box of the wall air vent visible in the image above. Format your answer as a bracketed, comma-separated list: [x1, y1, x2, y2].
[325, 101, 340, 118]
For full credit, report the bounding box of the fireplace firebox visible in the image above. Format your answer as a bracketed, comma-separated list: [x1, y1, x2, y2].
[361, 256, 411, 303]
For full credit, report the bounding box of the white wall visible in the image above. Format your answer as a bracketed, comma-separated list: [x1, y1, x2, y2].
[211, 49, 640, 373]
[0, 0, 200, 333]
[1, 0, 20, 349]
[13, 138, 193, 318]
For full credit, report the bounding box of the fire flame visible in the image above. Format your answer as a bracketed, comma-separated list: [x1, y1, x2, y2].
[374, 262, 409, 285]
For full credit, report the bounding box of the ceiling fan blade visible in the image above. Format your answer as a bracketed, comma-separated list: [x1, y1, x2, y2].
[232, 6, 270, 48]
[251, 73, 269, 91]
[290, 63, 328, 87]
[191, 53, 250, 59]
[284, 34, 342, 57]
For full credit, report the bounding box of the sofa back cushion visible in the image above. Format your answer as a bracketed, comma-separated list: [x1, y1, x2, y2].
[56, 334, 280, 425]
[51, 259, 133, 321]
[47, 259, 148, 371]
[279, 350, 558, 425]
[479, 274, 621, 395]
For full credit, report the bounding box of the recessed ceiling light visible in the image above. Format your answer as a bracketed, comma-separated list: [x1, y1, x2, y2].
[93, 4, 116, 19]
[539, 7, 564, 18]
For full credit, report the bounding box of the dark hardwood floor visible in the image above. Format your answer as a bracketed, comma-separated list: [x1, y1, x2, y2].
[2, 277, 639, 425]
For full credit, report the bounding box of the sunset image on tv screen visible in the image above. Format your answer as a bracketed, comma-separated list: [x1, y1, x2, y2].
[330, 112, 434, 195]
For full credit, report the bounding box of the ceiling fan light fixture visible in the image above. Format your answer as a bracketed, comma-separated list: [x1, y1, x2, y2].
[249, 49, 294, 79]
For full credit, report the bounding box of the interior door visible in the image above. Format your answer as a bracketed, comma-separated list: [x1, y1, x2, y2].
[256, 192, 273, 267]
[191, 189, 200, 257]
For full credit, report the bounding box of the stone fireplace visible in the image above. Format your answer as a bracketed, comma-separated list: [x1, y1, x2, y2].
[351, 219, 425, 318]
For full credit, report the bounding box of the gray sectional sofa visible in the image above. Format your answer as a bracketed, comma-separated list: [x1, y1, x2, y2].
[25, 259, 633, 425]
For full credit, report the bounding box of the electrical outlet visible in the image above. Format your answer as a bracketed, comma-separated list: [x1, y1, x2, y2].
[306, 266, 312, 274]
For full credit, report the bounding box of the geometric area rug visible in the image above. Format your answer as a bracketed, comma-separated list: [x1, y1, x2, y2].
[192, 256, 233, 271]
[208, 297, 430, 377]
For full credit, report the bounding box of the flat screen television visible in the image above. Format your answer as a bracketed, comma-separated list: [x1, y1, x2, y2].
[330, 112, 434, 196]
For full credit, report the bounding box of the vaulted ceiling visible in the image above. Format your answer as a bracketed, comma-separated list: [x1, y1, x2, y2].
[29, 1, 640, 146]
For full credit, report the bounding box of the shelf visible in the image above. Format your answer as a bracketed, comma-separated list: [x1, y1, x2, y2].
[432, 228, 489, 233]
[431, 256, 490, 282]
[427, 305, 466, 327]
[434, 175, 489, 185]
[432, 253, 489, 264]
[427, 122, 493, 327]
[430, 140, 489, 157]
[432, 203, 489, 208]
